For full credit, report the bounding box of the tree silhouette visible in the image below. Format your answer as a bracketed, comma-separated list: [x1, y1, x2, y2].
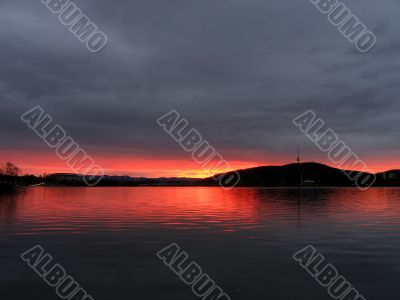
[0, 162, 21, 177]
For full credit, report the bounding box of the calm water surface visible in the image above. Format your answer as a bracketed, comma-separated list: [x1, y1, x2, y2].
[1, 187, 399, 299]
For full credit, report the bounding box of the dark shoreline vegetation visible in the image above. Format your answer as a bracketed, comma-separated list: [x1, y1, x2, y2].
[2, 162, 400, 192]
[0, 162, 46, 194]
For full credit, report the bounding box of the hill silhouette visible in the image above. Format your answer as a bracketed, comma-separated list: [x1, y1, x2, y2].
[199, 162, 377, 187]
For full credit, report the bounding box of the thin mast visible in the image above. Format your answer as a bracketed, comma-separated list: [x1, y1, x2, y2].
[297, 146, 303, 185]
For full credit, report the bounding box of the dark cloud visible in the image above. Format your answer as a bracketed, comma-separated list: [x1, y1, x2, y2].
[1, 0, 399, 164]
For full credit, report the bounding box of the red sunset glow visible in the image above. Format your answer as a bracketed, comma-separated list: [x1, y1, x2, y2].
[1, 148, 399, 177]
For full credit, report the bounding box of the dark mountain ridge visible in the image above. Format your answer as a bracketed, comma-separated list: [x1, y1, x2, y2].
[200, 162, 399, 188]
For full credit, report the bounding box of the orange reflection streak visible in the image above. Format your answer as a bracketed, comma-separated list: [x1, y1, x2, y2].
[2, 187, 400, 235]
[8, 187, 263, 231]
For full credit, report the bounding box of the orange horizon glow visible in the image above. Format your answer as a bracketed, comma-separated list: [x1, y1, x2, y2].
[1, 149, 400, 178]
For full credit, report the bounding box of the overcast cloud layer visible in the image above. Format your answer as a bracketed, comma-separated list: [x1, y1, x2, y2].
[1, 0, 400, 172]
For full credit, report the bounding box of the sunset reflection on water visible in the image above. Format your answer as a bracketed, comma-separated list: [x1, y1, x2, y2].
[1, 187, 400, 300]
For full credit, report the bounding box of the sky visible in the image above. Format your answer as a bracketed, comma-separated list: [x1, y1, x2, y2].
[1, 0, 400, 177]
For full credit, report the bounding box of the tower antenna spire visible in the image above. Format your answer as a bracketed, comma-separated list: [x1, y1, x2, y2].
[296, 146, 301, 164]
[297, 146, 303, 185]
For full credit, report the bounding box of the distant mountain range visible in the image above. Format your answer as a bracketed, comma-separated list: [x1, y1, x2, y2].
[46, 162, 400, 187]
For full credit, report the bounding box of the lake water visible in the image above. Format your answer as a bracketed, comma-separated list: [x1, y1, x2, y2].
[1, 187, 399, 299]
